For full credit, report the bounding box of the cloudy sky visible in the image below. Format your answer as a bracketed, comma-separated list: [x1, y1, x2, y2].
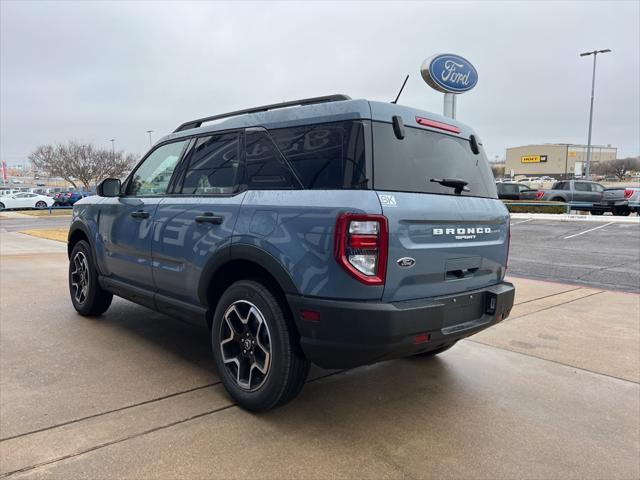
[1, 0, 638, 166]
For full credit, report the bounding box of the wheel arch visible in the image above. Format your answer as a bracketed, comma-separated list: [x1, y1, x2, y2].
[199, 244, 299, 330]
[67, 222, 91, 258]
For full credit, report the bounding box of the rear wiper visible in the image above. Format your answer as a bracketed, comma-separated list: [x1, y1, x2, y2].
[430, 178, 470, 195]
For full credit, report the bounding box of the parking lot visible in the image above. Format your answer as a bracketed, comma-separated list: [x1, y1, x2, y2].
[0, 217, 639, 479]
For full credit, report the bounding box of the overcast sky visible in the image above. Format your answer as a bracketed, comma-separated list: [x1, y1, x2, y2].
[1, 0, 639, 165]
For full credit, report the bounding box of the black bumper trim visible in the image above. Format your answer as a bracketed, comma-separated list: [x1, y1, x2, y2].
[287, 282, 515, 369]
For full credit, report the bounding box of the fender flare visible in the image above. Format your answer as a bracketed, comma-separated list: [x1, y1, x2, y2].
[67, 219, 92, 258]
[197, 243, 299, 307]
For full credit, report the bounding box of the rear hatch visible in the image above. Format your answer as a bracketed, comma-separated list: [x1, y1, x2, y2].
[372, 119, 509, 302]
[602, 187, 628, 203]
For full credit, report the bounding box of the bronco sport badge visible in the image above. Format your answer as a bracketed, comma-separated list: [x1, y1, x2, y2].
[433, 227, 492, 240]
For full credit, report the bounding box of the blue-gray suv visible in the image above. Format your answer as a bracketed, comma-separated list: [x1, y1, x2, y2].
[67, 95, 515, 411]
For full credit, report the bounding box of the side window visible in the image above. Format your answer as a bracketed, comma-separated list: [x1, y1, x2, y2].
[574, 182, 590, 192]
[128, 140, 187, 196]
[243, 129, 297, 190]
[181, 133, 239, 194]
[504, 184, 518, 194]
[591, 183, 605, 193]
[270, 121, 367, 189]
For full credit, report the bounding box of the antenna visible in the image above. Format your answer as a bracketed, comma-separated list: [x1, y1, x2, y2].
[391, 75, 409, 104]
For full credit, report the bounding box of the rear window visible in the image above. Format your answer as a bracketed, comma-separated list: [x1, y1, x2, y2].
[372, 122, 497, 198]
[270, 120, 368, 189]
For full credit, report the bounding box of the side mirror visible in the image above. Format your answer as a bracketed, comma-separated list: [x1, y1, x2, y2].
[97, 178, 121, 197]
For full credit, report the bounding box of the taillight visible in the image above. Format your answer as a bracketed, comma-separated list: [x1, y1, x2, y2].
[334, 213, 388, 285]
[66, 192, 72, 197]
[535, 190, 544, 200]
[624, 189, 633, 199]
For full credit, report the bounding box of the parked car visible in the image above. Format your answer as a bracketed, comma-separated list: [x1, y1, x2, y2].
[536, 180, 608, 214]
[53, 190, 86, 206]
[496, 182, 539, 200]
[67, 95, 515, 411]
[0, 192, 54, 210]
[598, 187, 640, 216]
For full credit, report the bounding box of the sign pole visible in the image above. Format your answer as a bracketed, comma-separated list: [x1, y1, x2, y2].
[443, 93, 456, 119]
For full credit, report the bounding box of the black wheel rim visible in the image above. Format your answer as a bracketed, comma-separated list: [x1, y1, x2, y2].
[70, 251, 90, 304]
[219, 300, 272, 391]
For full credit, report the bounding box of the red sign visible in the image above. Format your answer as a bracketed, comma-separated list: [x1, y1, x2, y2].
[1, 161, 7, 182]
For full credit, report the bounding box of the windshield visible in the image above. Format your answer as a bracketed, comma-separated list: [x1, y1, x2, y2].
[372, 122, 497, 198]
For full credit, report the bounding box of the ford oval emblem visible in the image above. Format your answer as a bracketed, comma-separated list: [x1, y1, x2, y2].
[397, 257, 416, 268]
[421, 53, 478, 94]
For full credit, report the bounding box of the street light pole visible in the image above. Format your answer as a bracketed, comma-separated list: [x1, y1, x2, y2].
[579, 48, 611, 179]
[146, 130, 153, 147]
[110, 139, 115, 161]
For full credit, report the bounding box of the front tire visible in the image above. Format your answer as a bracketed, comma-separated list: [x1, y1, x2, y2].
[211, 280, 310, 411]
[69, 240, 113, 316]
[0, 202, 4, 210]
[612, 207, 631, 216]
[590, 210, 604, 216]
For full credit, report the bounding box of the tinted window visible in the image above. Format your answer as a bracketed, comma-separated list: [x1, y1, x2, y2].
[181, 133, 239, 194]
[502, 184, 519, 194]
[553, 182, 569, 190]
[574, 182, 590, 192]
[270, 121, 368, 189]
[372, 122, 496, 198]
[243, 130, 297, 189]
[128, 140, 187, 196]
[591, 183, 605, 192]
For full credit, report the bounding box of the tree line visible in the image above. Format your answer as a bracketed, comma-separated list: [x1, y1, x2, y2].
[29, 141, 137, 190]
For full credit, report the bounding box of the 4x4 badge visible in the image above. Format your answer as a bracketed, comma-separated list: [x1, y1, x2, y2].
[397, 257, 415, 268]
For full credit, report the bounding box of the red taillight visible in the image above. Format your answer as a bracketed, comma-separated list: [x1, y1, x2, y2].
[66, 192, 72, 197]
[413, 333, 430, 345]
[535, 190, 544, 200]
[415, 116, 461, 134]
[624, 189, 633, 199]
[334, 213, 388, 285]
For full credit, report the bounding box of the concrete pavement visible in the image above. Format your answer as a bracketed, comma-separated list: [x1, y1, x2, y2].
[0, 233, 638, 479]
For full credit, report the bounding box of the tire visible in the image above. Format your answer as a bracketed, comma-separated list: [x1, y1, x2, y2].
[211, 279, 310, 411]
[0, 202, 4, 210]
[35, 201, 47, 208]
[68, 240, 113, 316]
[414, 342, 457, 358]
[590, 210, 604, 216]
[612, 207, 631, 216]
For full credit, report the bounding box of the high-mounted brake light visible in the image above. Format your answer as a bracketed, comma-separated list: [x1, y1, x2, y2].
[415, 116, 461, 134]
[535, 190, 544, 200]
[624, 188, 634, 199]
[334, 213, 388, 285]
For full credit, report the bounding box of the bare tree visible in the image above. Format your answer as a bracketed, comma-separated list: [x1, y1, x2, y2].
[592, 156, 640, 180]
[29, 141, 137, 190]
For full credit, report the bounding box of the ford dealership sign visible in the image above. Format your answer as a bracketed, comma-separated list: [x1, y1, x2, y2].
[421, 54, 478, 94]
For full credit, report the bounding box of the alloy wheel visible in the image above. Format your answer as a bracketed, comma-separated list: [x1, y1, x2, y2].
[219, 300, 272, 391]
[70, 251, 90, 304]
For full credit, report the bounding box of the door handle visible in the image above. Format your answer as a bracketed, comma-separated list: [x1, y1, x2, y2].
[130, 210, 150, 219]
[195, 212, 224, 225]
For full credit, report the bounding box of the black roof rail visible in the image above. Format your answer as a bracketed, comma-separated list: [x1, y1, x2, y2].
[173, 94, 352, 133]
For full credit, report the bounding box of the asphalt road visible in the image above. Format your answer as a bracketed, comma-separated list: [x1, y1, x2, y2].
[0, 215, 71, 232]
[508, 218, 640, 292]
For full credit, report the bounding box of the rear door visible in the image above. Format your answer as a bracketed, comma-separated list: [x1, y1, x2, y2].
[152, 131, 245, 309]
[372, 121, 509, 302]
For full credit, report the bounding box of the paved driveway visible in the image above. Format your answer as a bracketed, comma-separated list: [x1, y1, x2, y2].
[0, 233, 638, 479]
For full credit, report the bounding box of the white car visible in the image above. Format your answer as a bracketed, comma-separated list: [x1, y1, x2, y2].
[0, 192, 54, 210]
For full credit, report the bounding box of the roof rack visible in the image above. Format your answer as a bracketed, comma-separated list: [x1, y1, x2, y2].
[173, 94, 352, 132]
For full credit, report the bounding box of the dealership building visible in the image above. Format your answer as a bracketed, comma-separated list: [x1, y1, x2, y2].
[505, 144, 617, 179]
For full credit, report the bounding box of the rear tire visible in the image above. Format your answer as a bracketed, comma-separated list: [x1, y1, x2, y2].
[211, 279, 310, 411]
[590, 210, 604, 216]
[612, 207, 631, 216]
[0, 202, 4, 210]
[69, 240, 113, 316]
[35, 201, 47, 208]
[414, 342, 457, 358]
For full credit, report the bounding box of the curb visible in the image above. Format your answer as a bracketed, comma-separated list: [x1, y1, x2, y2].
[510, 213, 640, 223]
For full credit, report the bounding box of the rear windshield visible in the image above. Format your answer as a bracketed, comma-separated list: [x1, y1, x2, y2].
[372, 122, 497, 199]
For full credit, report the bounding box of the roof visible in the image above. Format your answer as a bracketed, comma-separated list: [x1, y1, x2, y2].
[157, 96, 475, 145]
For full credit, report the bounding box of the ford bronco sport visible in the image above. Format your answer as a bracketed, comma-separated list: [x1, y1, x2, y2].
[68, 95, 515, 411]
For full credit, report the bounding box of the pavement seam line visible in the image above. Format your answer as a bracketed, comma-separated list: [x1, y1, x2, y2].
[0, 370, 345, 478]
[0, 382, 220, 443]
[467, 338, 640, 385]
[502, 289, 605, 323]
[511, 286, 583, 306]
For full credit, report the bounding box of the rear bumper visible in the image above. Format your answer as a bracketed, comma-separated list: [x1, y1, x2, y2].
[288, 282, 515, 369]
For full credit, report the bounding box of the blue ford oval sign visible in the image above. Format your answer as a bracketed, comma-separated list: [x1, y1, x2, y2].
[421, 54, 478, 94]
